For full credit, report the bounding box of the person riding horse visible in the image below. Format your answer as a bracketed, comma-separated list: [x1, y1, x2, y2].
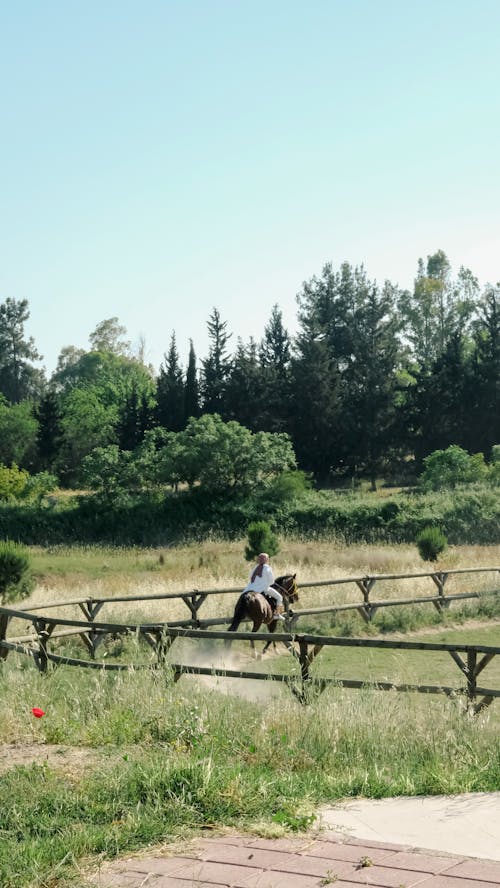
[240, 553, 285, 620]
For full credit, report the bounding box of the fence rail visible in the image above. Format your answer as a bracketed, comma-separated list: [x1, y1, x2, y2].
[0, 567, 500, 712]
[2, 564, 500, 713]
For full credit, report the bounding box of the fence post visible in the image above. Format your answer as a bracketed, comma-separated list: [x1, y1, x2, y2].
[0, 613, 10, 661]
[431, 572, 450, 611]
[78, 599, 105, 657]
[34, 620, 50, 673]
[180, 591, 209, 626]
[355, 577, 376, 621]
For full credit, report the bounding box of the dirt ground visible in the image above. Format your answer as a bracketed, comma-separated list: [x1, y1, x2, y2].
[0, 743, 121, 776]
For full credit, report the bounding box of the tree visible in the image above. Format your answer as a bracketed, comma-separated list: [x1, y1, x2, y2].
[340, 278, 401, 489]
[34, 390, 64, 472]
[0, 298, 44, 403]
[469, 285, 500, 454]
[295, 262, 399, 484]
[166, 414, 297, 494]
[54, 345, 86, 376]
[58, 387, 118, 480]
[418, 445, 488, 491]
[405, 332, 471, 465]
[184, 339, 200, 423]
[290, 333, 342, 483]
[398, 251, 478, 369]
[0, 398, 39, 468]
[117, 382, 152, 450]
[155, 333, 185, 431]
[258, 304, 293, 432]
[80, 445, 139, 503]
[200, 309, 232, 416]
[89, 317, 130, 355]
[225, 338, 264, 429]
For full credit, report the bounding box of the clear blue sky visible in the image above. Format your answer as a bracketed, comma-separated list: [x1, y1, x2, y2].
[1, 0, 499, 375]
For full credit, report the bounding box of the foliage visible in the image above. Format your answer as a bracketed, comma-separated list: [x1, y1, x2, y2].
[490, 445, 500, 486]
[200, 308, 233, 415]
[0, 298, 44, 403]
[0, 465, 57, 504]
[0, 399, 39, 469]
[88, 316, 130, 355]
[0, 540, 33, 603]
[244, 520, 280, 561]
[264, 470, 312, 504]
[0, 464, 29, 500]
[0, 482, 500, 547]
[81, 415, 297, 499]
[80, 446, 140, 503]
[416, 526, 448, 562]
[419, 445, 488, 491]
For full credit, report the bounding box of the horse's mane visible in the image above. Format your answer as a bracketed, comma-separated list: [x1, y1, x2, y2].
[273, 574, 294, 585]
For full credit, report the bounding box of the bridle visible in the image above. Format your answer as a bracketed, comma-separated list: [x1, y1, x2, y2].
[273, 574, 298, 602]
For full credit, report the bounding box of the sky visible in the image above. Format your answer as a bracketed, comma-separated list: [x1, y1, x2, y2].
[1, 0, 500, 376]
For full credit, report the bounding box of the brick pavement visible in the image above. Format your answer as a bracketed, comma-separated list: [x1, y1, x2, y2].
[89, 830, 500, 887]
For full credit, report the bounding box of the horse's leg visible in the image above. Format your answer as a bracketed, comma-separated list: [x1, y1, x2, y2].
[226, 597, 246, 646]
[262, 619, 277, 655]
[251, 619, 262, 657]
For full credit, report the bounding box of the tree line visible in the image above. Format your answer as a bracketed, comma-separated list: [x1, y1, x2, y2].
[0, 249, 498, 490]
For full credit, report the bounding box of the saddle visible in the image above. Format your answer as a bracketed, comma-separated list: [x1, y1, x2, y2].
[263, 594, 284, 615]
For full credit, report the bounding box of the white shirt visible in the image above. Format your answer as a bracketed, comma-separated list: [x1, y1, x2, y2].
[243, 563, 274, 594]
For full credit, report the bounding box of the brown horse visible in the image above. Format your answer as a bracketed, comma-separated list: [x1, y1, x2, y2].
[227, 574, 298, 655]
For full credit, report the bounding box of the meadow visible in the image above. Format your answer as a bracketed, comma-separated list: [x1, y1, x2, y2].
[1, 539, 500, 888]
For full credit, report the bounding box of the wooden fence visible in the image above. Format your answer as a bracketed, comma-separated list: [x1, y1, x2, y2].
[1, 566, 499, 712]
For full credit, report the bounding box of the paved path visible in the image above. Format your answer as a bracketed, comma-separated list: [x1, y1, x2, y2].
[89, 792, 500, 887]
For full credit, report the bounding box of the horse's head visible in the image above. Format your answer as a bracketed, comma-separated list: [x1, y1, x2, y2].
[273, 573, 299, 603]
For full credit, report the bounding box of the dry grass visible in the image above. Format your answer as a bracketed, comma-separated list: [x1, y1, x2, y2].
[8, 540, 499, 637]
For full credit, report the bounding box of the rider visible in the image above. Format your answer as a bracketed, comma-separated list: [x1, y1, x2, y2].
[242, 553, 285, 620]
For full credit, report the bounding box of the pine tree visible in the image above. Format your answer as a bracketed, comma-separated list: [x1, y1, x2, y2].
[116, 377, 153, 450]
[34, 390, 63, 471]
[470, 285, 500, 453]
[200, 308, 232, 417]
[258, 305, 293, 433]
[341, 278, 401, 489]
[155, 333, 185, 431]
[290, 335, 342, 483]
[184, 339, 200, 424]
[0, 298, 45, 403]
[225, 338, 263, 429]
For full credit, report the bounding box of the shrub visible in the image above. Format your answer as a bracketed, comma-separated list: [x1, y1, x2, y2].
[419, 445, 488, 491]
[244, 520, 279, 561]
[265, 470, 312, 504]
[0, 464, 29, 500]
[0, 540, 34, 604]
[416, 526, 448, 562]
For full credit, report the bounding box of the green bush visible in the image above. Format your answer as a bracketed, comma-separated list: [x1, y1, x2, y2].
[244, 520, 280, 561]
[419, 445, 488, 491]
[0, 540, 33, 604]
[0, 464, 29, 500]
[416, 526, 448, 562]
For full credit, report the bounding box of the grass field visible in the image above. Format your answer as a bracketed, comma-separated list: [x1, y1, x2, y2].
[1, 540, 499, 888]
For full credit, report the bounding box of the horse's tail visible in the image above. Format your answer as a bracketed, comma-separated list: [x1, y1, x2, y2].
[228, 593, 252, 632]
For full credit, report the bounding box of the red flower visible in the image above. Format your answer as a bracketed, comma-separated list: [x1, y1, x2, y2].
[31, 707, 45, 718]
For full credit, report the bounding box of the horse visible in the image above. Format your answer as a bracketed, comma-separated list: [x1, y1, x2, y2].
[226, 574, 299, 656]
